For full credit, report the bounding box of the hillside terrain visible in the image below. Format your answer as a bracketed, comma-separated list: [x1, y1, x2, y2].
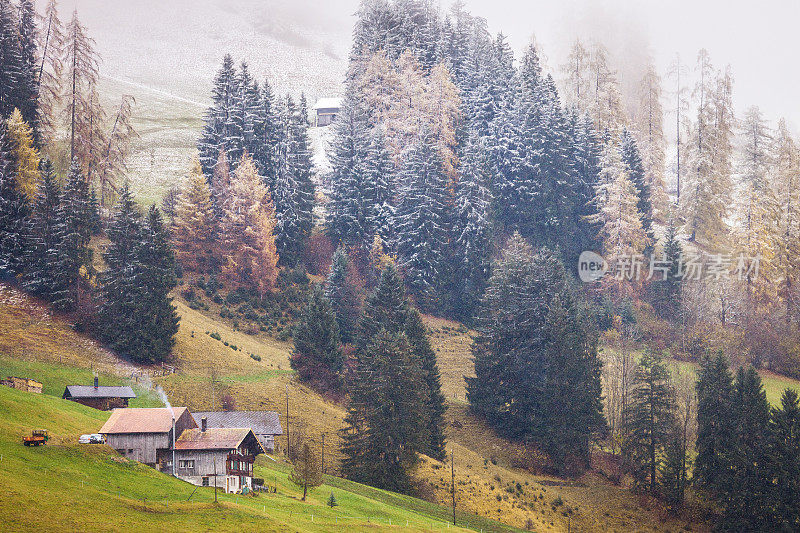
[3, 282, 778, 531]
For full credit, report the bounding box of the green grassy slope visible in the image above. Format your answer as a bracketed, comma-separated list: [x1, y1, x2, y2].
[0, 384, 506, 532]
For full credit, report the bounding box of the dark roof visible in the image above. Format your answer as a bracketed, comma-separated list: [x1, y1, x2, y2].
[192, 411, 282, 435]
[175, 427, 263, 453]
[99, 407, 194, 434]
[63, 385, 136, 399]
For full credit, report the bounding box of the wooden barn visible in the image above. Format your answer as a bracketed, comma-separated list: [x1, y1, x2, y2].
[99, 406, 197, 470]
[63, 377, 136, 410]
[311, 97, 341, 127]
[174, 417, 264, 493]
[1, 376, 42, 393]
[192, 411, 282, 453]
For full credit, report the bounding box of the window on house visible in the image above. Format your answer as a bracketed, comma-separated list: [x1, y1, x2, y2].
[202, 477, 209, 486]
[178, 460, 194, 469]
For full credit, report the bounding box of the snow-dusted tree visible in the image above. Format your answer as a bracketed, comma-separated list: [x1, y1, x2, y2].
[356, 49, 399, 128]
[666, 54, 690, 203]
[274, 95, 314, 266]
[15, 0, 39, 140]
[591, 140, 648, 262]
[394, 130, 449, 309]
[37, 0, 66, 147]
[452, 134, 492, 322]
[326, 91, 370, 248]
[0, 126, 29, 279]
[388, 50, 427, 160]
[681, 49, 729, 250]
[772, 119, 800, 322]
[588, 43, 626, 135]
[325, 246, 363, 345]
[22, 161, 63, 299]
[253, 79, 279, 183]
[197, 55, 242, 176]
[97, 94, 136, 208]
[56, 159, 94, 310]
[0, 0, 23, 119]
[733, 107, 777, 316]
[621, 130, 653, 247]
[6, 108, 40, 201]
[220, 154, 279, 298]
[363, 125, 395, 242]
[560, 38, 591, 112]
[172, 159, 218, 273]
[634, 62, 669, 223]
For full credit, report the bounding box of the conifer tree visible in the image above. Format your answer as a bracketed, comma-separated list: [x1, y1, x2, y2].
[635, 62, 669, 224]
[0, 126, 29, 279]
[694, 351, 735, 492]
[0, 0, 23, 119]
[623, 350, 676, 494]
[172, 159, 218, 273]
[772, 119, 800, 322]
[341, 327, 428, 493]
[220, 154, 279, 298]
[467, 234, 604, 471]
[650, 218, 683, 319]
[621, 130, 653, 246]
[16, 0, 39, 140]
[56, 159, 94, 310]
[394, 130, 449, 309]
[6, 108, 40, 201]
[22, 161, 63, 299]
[325, 247, 362, 345]
[659, 434, 689, 510]
[770, 389, 800, 529]
[363, 126, 395, 242]
[198, 55, 241, 176]
[289, 441, 323, 501]
[291, 284, 344, 391]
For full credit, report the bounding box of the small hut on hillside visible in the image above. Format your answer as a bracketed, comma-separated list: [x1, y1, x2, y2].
[311, 97, 341, 127]
[63, 377, 136, 410]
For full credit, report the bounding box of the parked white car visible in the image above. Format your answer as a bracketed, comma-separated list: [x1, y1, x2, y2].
[79, 434, 105, 444]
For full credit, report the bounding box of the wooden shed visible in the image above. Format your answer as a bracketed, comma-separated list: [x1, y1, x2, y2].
[1, 376, 42, 393]
[174, 419, 264, 493]
[311, 97, 342, 127]
[99, 407, 197, 469]
[63, 377, 136, 410]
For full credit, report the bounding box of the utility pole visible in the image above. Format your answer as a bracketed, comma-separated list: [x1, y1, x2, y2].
[213, 459, 218, 503]
[321, 433, 326, 475]
[451, 448, 456, 526]
[285, 384, 290, 459]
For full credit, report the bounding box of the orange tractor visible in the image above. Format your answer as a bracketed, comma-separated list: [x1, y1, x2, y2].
[23, 430, 49, 446]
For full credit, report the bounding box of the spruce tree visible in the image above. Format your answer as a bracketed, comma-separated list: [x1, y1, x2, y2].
[57, 160, 95, 310]
[623, 350, 676, 494]
[0, 126, 29, 279]
[325, 247, 362, 345]
[770, 388, 800, 529]
[650, 218, 682, 319]
[291, 284, 344, 391]
[0, 0, 23, 119]
[22, 161, 63, 299]
[198, 55, 242, 176]
[621, 129, 653, 246]
[694, 351, 735, 492]
[467, 233, 604, 471]
[16, 0, 39, 141]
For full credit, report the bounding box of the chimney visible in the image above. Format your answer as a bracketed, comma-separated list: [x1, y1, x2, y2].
[94, 376, 99, 389]
[201, 417, 207, 432]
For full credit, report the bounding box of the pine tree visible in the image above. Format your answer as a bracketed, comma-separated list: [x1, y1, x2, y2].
[325, 247, 362, 345]
[772, 119, 800, 323]
[291, 284, 344, 391]
[621, 130, 653, 247]
[0, 125, 29, 279]
[650, 218, 682, 319]
[623, 350, 676, 494]
[172, 159, 218, 273]
[6, 108, 40, 201]
[659, 435, 689, 511]
[22, 161, 63, 299]
[363, 126, 395, 243]
[467, 234, 604, 471]
[56, 159, 94, 310]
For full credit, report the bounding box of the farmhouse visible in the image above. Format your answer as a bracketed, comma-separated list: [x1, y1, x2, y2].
[63, 377, 136, 410]
[1, 376, 42, 393]
[311, 97, 341, 127]
[192, 410, 282, 453]
[99, 406, 197, 469]
[174, 417, 264, 493]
